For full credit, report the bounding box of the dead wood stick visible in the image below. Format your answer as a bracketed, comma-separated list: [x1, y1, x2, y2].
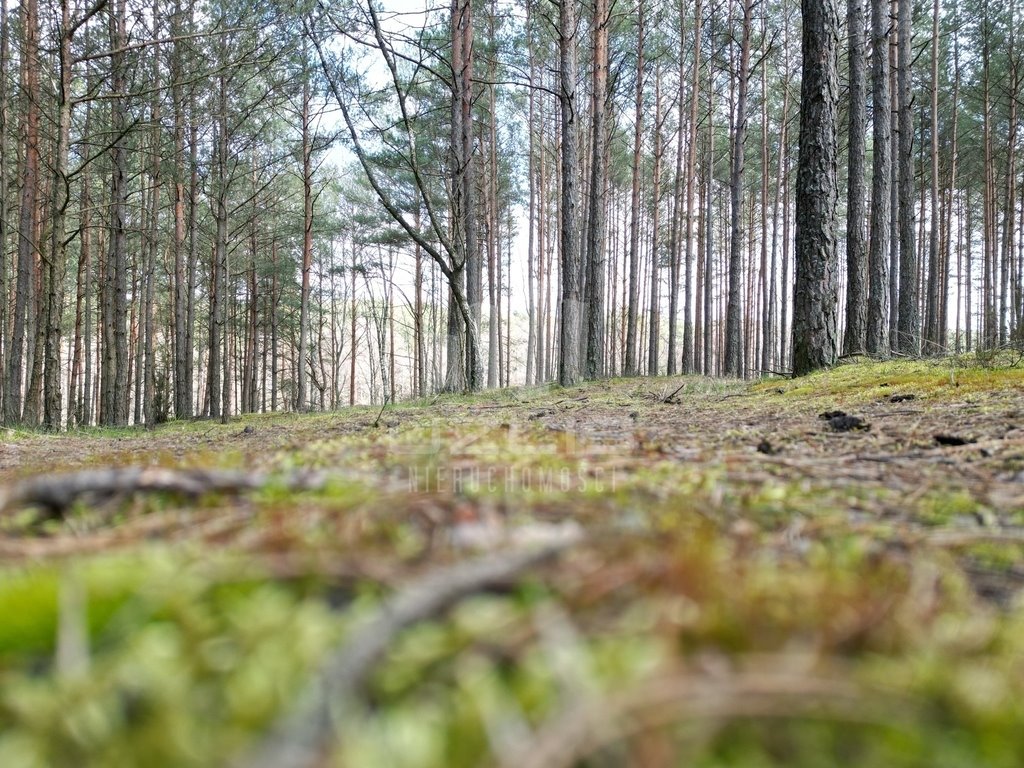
[242, 539, 579, 768]
[0, 467, 325, 519]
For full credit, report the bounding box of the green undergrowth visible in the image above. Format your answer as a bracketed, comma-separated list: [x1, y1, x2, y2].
[0, 357, 1022, 766]
[757, 355, 1024, 405]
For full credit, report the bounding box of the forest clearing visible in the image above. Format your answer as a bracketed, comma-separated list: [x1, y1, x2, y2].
[0, 357, 1022, 766]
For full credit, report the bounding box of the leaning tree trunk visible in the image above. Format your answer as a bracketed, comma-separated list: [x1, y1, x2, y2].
[792, 0, 841, 376]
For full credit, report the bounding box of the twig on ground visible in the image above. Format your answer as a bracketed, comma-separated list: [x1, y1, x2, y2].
[0, 467, 326, 520]
[371, 396, 390, 428]
[662, 380, 689, 403]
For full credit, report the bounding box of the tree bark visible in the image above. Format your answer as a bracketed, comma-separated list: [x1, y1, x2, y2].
[648, 65, 664, 376]
[895, 0, 919, 354]
[792, 0, 841, 376]
[101, 0, 130, 426]
[557, 0, 581, 386]
[297, 71, 314, 411]
[843, 0, 868, 355]
[5, 0, 39, 425]
[924, 0, 943, 352]
[725, 0, 753, 378]
[583, 0, 610, 380]
[867, 0, 891, 354]
[624, 0, 645, 377]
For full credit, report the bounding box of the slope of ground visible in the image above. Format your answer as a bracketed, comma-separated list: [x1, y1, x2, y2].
[0, 356, 1022, 767]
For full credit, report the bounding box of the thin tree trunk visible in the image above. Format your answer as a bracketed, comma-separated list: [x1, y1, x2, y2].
[5, 0, 39, 425]
[298, 71, 314, 411]
[896, 0, 919, 354]
[43, 0, 76, 430]
[557, 0, 581, 386]
[924, 0, 942, 352]
[648, 65, 664, 376]
[583, 0, 610, 380]
[888, 0, 900, 348]
[725, 0, 753, 377]
[682, 0, 703, 374]
[867, 0, 891, 354]
[843, 0, 868, 355]
[667, 3, 686, 377]
[525, 22, 537, 387]
[101, 0, 130, 426]
[624, 0, 645, 376]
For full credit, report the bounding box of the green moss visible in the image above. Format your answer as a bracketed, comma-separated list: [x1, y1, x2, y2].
[915, 491, 986, 527]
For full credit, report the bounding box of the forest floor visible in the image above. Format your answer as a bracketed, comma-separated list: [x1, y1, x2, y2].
[1, 356, 1023, 767]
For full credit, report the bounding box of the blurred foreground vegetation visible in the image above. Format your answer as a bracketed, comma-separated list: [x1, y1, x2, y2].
[1, 357, 1023, 767]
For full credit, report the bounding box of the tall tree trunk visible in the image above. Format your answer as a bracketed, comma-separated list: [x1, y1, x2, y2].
[924, 0, 942, 352]
[43, 0, 75, 430]
[758, 4, 771, 375]
[460, 0, 482, 389]
[779, 7, 793, 369]
[68, 101, 92, 428]
[208, 72, 228, 419]
[486, 2, 500, 388]
[702, 36, 716, 377]
[648, 65, 664, 375]
[143, 8, 161, 427]
[583, 0, 610, 380]
[4, 0, 39, 425]
[867, 0, 891, 354]
[525, 17, 537, 387]
[888, 0, 900, 348]
[843, 0, 868, 355]
[557, 0, 581, 386]
[895, 0, 919, 354]
[725, 0, 753, 377]
[0, 1, 8, 414]
[535, 88, 547, 385]
[298, 70, 314, 411]
[792, 0, 841, 375]
[681, 0, 703, 374]
[999, 0, 1019, 346]
[667, 3, 686, 377]
[171, 0, 191, 419]
[624, 0, 645, 376]
[349, 248, 357, 405]
[445, 0, 482, 391]
[101, 0, 130, 426]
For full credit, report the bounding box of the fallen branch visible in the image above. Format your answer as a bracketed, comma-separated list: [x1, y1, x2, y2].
[662, 380, 689, 403]
[241, 538, 579, 768]
[0, 467, 326, 520]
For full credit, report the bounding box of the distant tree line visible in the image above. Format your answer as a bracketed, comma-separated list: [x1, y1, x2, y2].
[0, 0, 1019, 428]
